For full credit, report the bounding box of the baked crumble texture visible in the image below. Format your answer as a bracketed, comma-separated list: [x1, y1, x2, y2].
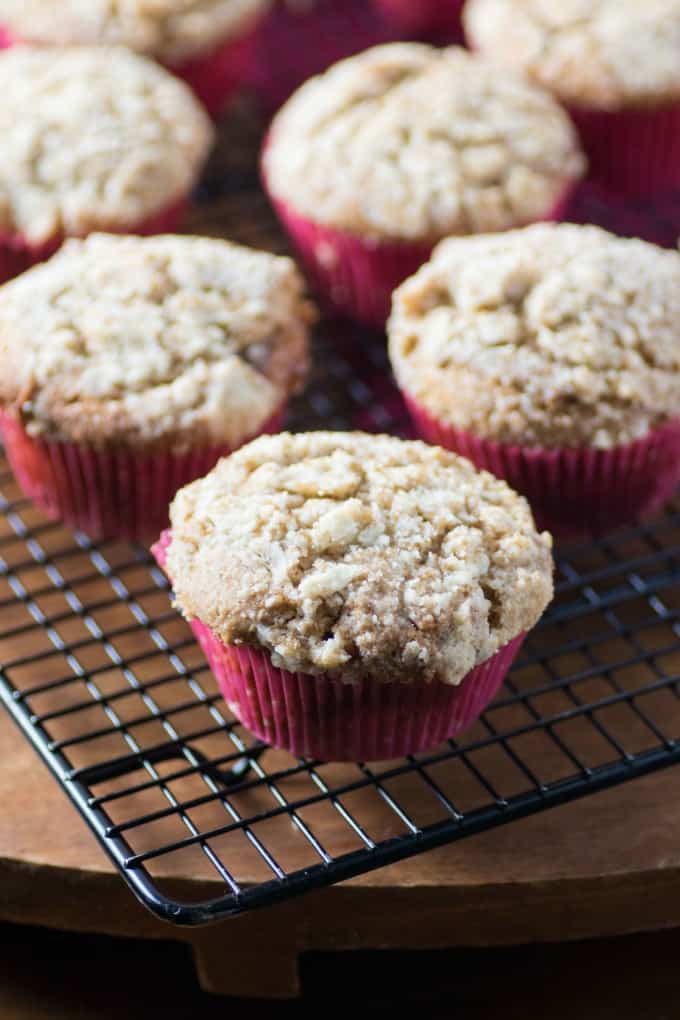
[263, 43, 584, 242]
[0, 0, 270, 63]
[388, 223, 680, 449]
[0, 233, 313, 450]
[167, 432, 553, 685]
[0, 46, 213, 245]
[464, 0, 680, 111]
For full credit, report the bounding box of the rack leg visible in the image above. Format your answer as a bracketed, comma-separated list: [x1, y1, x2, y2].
[191, 935, 301, 998]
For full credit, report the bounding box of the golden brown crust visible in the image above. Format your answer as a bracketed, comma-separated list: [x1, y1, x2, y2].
[464, 0, 680, 111]
[388, 224, 680, 449]
[0, 234, 314, 451]
[0, 47, 213, 245]
[263, 43, 584, 242]
[0, 0, 270, 63]
[167, 432, 554, 685]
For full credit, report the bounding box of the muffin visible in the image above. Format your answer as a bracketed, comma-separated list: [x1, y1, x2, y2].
[375, 0, 463, 38]
[0, 0, 271, 116]
[389, 223, 680, 537]
[262, 43, 585, 328]
[464, 0, 680, 197]
[0, 47, 213, 284]
[152, 432, 553, 761]
[0, 234, 313, 540]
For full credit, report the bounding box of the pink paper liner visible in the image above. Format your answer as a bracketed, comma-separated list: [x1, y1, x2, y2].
[0, 196, 189, 286]
[0, 407, 285, 541]
[168, 23, 261, 117]
[246, 0, 396, 114]
[264, 180, 576, 329]
[269, 194, 434, 329]
[375, 0, 464, 35]
[152, 529, 525, 761]
[569, 104, 680, 198]
[403, 394, 680, 538]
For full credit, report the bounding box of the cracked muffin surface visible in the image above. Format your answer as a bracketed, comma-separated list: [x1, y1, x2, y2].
[0, 46, 213, 245]
[464, 0, 680, 110]
[388, 223, 680, 449]
[167, 431, 553, 685]
[0, 0, 270, 63]
[263, 43, 584, 242]
[0, 233, 313, 450]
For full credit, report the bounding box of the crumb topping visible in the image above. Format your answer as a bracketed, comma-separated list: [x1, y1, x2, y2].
[0, 234, 313, 449]
[167, 432, 553, 684]
[263, 43, 584, 242]
[0, 47, 213, 244]
[0, 0, 270, 63]
[388, 223, 680, 449]
[464, 0, 680, 110]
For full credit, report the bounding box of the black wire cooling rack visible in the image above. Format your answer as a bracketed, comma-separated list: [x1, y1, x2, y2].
[2, 312, 680, 925]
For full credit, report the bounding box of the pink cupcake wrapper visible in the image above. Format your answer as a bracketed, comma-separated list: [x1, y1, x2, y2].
[265, 179, 576, 330]
[245, 0, 395, 114]
[152, 530, 525, 761]
[569, 104, 680, 198]
[403, 394, 680, 538]
[269, 194, 434, 329]
[168, 23, 261, 117]
[0, 197, 189, 286]
[0, 407, 285, 542]
[375, 0, 464, 35]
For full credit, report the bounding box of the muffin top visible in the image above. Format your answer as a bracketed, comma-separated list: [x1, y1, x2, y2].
[0, 234, 313, 450]
[388, 223, 680, 449]
[167, 431, 553, 685]
[263, 43, 584, 242]
[0, 0, 270, 63]
[464, 0, 680, 110]
[0, 47, 213, 245]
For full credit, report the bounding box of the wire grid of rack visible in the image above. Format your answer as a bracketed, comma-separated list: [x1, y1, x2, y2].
[3, 32, 680, 923]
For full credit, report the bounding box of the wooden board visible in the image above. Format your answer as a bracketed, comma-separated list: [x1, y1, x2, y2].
[3, 99, 680, 1000]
